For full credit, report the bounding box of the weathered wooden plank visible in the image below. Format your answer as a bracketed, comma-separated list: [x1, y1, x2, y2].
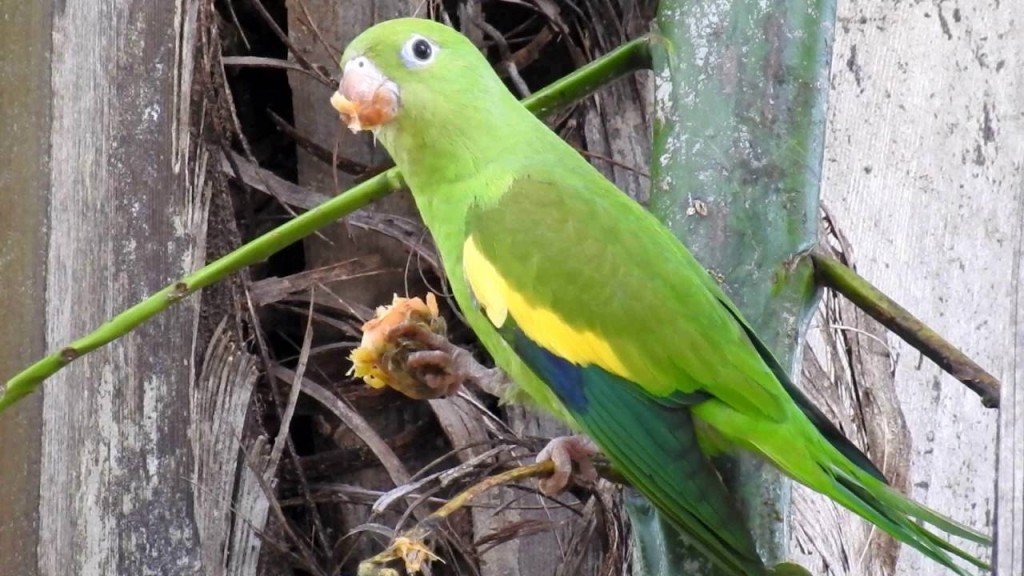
[808, 0, 1021, 573]
[39, 1, 207, 574]
[0, 1, 51, 574]
[998, 207, 1023, 573]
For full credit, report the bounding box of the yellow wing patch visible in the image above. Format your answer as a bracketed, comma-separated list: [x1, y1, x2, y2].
[463, 236, 634, 380]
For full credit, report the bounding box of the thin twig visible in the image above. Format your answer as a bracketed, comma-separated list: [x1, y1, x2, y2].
[506, 24, 556, 72]
[223, 0, 251, 50]
[279, 367, 415, 486]
[221, 55, 322, 81]
[469, 16, 532, 97]
[578, 148, 650, 178]
[269, 291, 314, 465]
[242, 278, 335, 572]
[216, 54, 305, 228]
[245, 0, 332, 86]
[263, 291, 334, 561]
[811, 249, 1001, 408]
[248, 257, 387, 306]
[358, 461, 556, 576]
[237, 423, 324, 574]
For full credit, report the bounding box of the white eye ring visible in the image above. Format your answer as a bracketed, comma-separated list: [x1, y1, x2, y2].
[400, 34, 438, 69]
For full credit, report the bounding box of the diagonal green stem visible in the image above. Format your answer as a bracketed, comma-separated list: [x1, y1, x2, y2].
[0, 170, 403, 413]
[521, 35, 655, 117]
[811, 250, 1000, 408]
[0, 35, 655, 413]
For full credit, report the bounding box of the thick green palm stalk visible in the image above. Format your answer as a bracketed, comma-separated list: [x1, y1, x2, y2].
[631, 0, 835, 572]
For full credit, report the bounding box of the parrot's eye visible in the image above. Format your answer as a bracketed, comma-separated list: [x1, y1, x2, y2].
[412, 39, 432, 60]
[400, 35, 437, 68]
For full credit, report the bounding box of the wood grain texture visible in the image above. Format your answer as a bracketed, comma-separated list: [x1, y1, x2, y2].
[40, 1, 208, 574]
[999, 241, 1023, 574]
[192, 320, 262, 576]
[806, 0, 1022, 573]
[0, 1, 51, 574]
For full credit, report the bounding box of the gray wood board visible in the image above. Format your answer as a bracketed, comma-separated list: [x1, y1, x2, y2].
[798, 1, 1022, 573]
[39, 1, 208, 574]
[0, 1, 51, 574]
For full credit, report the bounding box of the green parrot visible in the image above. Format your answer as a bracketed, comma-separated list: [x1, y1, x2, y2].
[332, 18, 990, 575]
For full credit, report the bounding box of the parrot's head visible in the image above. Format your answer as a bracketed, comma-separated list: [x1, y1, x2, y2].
[332, 19, 508, 145]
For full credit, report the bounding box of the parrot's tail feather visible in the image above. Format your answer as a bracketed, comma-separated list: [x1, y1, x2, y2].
[919, 525, 991, 570]
[723, 302, 991, 572]
[827, 465, 990, 575]
[830, 478, 969, 575]
[870, 481, 991, 544]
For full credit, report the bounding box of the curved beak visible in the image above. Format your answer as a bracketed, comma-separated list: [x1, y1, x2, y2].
[331, 58, 399, 133]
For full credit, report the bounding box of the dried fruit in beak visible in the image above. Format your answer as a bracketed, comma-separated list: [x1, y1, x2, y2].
[331, 58, 399, 132]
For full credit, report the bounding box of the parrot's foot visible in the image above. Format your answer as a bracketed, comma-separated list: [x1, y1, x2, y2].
[387, 322, 512, 397]
[404, 349, 469, 397]
[536, 435, 600, 495]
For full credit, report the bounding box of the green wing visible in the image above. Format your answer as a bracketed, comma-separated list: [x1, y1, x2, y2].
[464, 172, 880, 477]
[461, 173, 988, 575]
[461, 174, 771, 575]
[465, 174, 791, 418]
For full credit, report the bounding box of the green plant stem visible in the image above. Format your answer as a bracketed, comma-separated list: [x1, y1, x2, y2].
[811, 249, 1001, 408]
[0, 170, 403, 412]
[0, 35, 656, 413]
[521, 35, 653, 117]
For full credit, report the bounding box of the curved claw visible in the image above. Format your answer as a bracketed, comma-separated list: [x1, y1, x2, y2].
[535, 435, 600, 495]
[406, 349, 465, 396]
[386, 321, 449, 350]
